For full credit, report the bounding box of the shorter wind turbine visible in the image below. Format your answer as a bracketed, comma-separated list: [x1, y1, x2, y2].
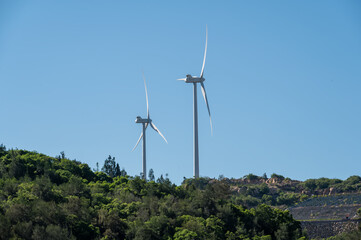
[132, 74, 167, 180]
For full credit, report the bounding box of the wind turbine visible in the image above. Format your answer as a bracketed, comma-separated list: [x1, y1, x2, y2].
[177, 26, 212, 178]
[132, 74, 168, 180]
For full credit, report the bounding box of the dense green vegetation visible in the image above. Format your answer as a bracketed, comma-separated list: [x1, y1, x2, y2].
[0, 145, 305, 240]
[325, 229, 361, 240]
[302, 176, 361, 193]
[2, 144, 361, 239]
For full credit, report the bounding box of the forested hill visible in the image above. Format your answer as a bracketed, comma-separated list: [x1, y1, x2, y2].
[0, 145, 306, 240]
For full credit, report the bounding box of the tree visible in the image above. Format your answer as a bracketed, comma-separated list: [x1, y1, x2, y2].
[345, 175, 361, 185]
[173, 229, 198, 240]
[115, 163, 121, 177]
[8, 151, 26, 179]
[102, 155, 117, 178]
[0, 144, 5, 151]
[244, 173, 260, 181]
[148, 169, 155, 181]
[271, 173, 285, 181]
[94, 162, 99, 172]
[101, 156, 126, 178]
[120, 168, 127, 177]
[0, 144, 6, 157]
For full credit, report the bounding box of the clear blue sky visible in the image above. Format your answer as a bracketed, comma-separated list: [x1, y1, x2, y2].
[1, 1, 360, 184]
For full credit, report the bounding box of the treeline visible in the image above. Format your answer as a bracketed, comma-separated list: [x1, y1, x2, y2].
[302, 176, 361, 192]
[0, 145, 305, 240]
[240, 173, 361, 194]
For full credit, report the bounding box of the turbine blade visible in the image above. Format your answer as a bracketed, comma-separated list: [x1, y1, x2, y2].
[132, 132, 143, 152]
[142, 72, 150, 119]
[150, 122, 168, 143]
[200, 25, 208, 78]
[177, 78, 186, 81]
[200, 82, 212, 134]
[131, 123, 148, 152]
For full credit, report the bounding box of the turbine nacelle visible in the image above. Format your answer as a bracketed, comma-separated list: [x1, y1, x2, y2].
[135, 116, 151, 124]
[181, 74, 205, 83]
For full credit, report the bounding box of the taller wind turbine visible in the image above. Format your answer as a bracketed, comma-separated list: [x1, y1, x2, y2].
[177, 26, 212, 178]
[132, 74, 168, 180]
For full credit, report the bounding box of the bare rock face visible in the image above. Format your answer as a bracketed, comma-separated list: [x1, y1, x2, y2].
[266, 178, 278, 184]
[329, 187, 336, 195]
[230, 186, 239, 193]
[302, 190, 310, 195]
[209, 179, 217, 184]
[323, 188, 330, 195]
[229, 178, 267, 185]
[318, 187, 338, 196]
[238, 186, 247, 194]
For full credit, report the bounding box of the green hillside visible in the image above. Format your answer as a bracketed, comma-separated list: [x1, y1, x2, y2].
[0, 145, 304, 240]
[1, 144, 361, 240]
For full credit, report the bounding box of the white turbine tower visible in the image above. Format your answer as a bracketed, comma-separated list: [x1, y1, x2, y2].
[132, 74, 168, 180]
[177, 26, 212, 178]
